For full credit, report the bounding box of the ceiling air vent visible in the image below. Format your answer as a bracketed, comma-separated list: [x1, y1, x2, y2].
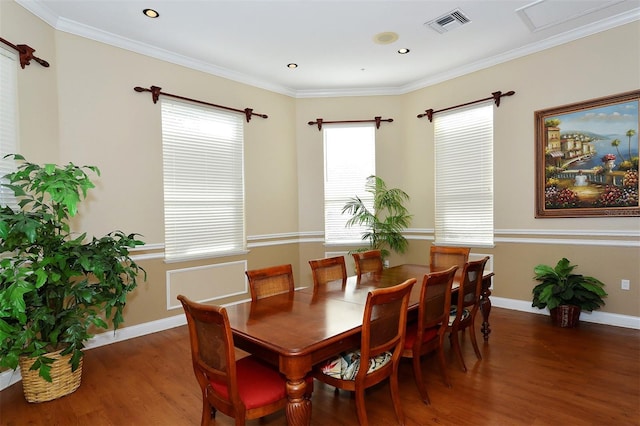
[426, 9, 471, 34]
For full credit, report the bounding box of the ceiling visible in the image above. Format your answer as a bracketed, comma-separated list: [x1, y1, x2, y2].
[15, 0, 640, 97]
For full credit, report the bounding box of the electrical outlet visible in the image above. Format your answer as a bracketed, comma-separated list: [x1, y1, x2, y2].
[621, 279, 630, 290]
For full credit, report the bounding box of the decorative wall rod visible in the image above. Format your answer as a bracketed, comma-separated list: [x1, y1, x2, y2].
[307, 116, 393, 131]
[417, 90, 515, 122]
[0, 37, 50, 69]
[133, 85, 268, 123]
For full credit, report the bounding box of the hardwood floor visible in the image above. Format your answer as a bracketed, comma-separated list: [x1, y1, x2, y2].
[1, 308, 639, 425]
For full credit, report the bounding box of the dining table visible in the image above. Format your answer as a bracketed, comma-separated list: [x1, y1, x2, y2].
[224, 263, 494, 426]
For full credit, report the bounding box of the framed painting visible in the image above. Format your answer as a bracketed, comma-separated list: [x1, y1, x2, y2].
[535, 90, 639, 218]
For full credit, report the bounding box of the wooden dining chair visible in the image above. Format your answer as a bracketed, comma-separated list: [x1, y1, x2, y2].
[314, 278, 416, 426]
[177, 295, 288, 426]
[245, 264, 295, 302]
[447, 257, 489, 372]
[429, 245, 470, 279]
[352, 249, 383, 276]
[309, 255, 347, 289]
[401, 266, 457, 404]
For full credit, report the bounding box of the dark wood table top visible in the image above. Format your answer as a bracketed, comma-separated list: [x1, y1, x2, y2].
[225, 264, 430, 358]
[223, 263, 493, 426]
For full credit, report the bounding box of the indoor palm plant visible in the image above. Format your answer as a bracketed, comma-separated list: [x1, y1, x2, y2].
[532, 257, 607, 327]
[342, 175, 412, 260]
[0, 154, 145, 402]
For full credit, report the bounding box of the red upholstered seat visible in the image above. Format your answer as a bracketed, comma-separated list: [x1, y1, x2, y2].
[178, 295, 296, 425]
[211, 356, 286, 409]
[401, 266, 457, 404]
[403, 323, 438, 350]
[446, 257, 489, 372]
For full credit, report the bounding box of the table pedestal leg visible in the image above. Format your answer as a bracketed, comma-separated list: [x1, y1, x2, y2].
[480, 275, 492, 341]
[285, 378, 311, 426]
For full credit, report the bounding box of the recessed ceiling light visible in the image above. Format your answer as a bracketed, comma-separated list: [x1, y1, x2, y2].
[398, 48, 410, 54]
[287, 63, 298, 69]
[143, 9, 159, 18]
[373, 32, 399, 45]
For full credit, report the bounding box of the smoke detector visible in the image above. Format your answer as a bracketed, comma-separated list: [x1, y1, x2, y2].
[425, 9, 471, 34]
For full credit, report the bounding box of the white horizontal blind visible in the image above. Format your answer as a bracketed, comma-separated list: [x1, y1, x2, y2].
[324, 125, 375, 244]
[0, 48, 18, 209]
[434, 102, 494, 246]
[161, 98, 245, 261]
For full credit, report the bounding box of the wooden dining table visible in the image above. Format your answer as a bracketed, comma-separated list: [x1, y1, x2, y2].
[224, 264, 494, 426]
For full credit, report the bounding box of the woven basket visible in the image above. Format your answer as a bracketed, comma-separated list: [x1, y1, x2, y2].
[550, 305, 581, 328]
[19, 349, 83, 403]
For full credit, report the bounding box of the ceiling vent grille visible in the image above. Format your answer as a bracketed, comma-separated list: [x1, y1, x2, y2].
[426, 9, 471, 34]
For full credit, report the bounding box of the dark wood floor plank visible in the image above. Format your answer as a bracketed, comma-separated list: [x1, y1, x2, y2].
[1, 308, 638, 425]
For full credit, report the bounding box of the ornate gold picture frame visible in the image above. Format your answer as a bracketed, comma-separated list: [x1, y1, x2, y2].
[535, 90, 640, 218]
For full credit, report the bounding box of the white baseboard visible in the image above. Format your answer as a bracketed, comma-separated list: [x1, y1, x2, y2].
[491, 297, 640, 329]
[2, 298, 638, 391]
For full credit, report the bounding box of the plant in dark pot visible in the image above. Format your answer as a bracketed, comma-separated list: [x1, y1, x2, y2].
[0, 154, 145, 402]
[342, 175, 412, 262]
[532, 257, 607, 328]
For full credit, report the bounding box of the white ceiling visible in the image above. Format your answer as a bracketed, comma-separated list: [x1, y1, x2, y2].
[15, 0, 640, 97]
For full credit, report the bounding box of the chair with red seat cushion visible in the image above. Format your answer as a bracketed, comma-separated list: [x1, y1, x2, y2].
[314, 278, 416, 426]
[245, 263, 295, 302]
[178, 295, 288, 425]
[429, 245, 470, 280]
[309, 255, 347, 289]
[351, 249, 384, 277]
[401, 266, 457, 404]
[447, 257, 489, 372]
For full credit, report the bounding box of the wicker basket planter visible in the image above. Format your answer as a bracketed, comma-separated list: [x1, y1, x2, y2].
[18, 350, 83, 403]
[550, 305, 581, 328]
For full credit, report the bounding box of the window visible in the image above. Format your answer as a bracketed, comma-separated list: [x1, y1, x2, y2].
[434, 102, 493, 246]
[323, 125, 375, 244]
[0, 47, 18, 209]
[161, 99, 245, 262]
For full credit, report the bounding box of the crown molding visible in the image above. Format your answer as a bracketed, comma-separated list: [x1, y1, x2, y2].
[17, 1, 639, 99]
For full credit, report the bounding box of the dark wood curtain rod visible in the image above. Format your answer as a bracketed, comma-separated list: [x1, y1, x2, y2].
[0, 37, 50, 69]
[133, 85, 268, 122]
[308, 116, 393, 131]
[417, 90, 515, 122]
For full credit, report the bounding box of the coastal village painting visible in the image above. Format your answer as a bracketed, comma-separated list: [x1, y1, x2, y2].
[535, 91, 639, 217]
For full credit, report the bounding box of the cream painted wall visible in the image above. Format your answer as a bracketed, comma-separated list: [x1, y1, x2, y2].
[295, 95, 405, 232]
[51, 31, 300, 242]
[3, 0, 639, 328]
[1, 1, 59, 162]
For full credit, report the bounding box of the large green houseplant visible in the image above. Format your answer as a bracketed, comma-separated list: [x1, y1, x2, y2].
[532, 258, 607, 327]
[342, 175, 412, 260]
[0, 154, 144, 400]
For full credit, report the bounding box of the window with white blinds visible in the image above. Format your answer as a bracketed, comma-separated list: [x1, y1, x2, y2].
[0, 48, 18, 209]
[434, 102, 494, 246]
[161, 98, 245, 262]
[323, 125, 375, 244]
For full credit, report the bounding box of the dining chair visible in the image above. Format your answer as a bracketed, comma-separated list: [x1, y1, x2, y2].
[314, 278, 416, 426]
[429, 245, 470, 280]
[177, 295, 288, 426]
[309, 255, 347, 289]
[245, 264, 295, 302]
[447, 257, 489, 372]
[401, 265, 458, 404]
[352, 249, 383, 276]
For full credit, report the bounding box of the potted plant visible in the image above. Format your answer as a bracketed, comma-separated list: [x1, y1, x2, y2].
[342, 175, 412, 261]
[0, 154, 145, 402]
[532, 257, 607, 328]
